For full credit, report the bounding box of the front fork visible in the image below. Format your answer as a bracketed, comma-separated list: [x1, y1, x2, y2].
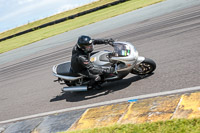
[132, 56, 145, 73]
[136, 56, 145, 65]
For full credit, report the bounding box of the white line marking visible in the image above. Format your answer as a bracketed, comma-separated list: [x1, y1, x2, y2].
[170, 95, 183, 119]
[0, 86, 200, 124]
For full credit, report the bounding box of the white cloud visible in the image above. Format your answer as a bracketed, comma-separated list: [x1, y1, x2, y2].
[0, 0, 99, 32]
[55, 0, 99, 14]
[0, 0, 99, 22]
[55, 4, 80, 14]
[0, 0, 56, 22]
[18, 0, 34, 5]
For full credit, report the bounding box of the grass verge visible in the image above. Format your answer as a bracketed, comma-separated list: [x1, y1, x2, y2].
[0, 0, 117, 39]
[64, 118, 200, 133]
[0, 0, 164, 54]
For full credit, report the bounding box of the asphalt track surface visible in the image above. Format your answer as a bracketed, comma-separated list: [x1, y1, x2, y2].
[0, 4, 200, 122]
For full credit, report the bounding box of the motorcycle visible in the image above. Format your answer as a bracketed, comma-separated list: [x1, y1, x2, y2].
[52, 41, 156, 92]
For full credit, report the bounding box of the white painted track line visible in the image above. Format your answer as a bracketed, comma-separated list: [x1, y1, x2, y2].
[1, 86, 200, 124]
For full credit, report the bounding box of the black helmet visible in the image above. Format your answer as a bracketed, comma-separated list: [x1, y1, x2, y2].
[77, 35, 93, 53]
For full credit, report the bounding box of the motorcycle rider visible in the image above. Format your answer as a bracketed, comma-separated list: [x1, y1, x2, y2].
[71, 35, 115, 90]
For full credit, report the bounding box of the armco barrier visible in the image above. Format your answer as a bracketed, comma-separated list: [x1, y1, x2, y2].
[0, 0, 128, 42]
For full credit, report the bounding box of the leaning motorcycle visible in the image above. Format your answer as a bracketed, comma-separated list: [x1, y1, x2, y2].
[52, 41, 156, 92]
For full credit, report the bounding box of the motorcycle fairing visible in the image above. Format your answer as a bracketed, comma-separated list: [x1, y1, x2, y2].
[91, 51, 111, 66]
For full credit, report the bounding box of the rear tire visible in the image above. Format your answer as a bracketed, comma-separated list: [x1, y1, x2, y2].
[64, 80, 75, 86]
[131, 58, 156, 75]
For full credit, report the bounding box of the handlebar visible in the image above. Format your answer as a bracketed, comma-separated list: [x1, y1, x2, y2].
[104, 38, 114, 46]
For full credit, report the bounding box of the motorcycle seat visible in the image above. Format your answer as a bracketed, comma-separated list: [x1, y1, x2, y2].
[56, 62, 79, 77]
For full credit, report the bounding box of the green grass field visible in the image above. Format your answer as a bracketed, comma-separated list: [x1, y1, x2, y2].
[0, 0, 117, 39]
[0, 0, 163, 54]
[64, 118, 200, 133]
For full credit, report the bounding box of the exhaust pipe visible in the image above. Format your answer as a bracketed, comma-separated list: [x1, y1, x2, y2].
[62, 86, 87, 92]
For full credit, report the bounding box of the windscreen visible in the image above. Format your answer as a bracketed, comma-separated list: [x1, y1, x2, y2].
[112, 43, 131, 57]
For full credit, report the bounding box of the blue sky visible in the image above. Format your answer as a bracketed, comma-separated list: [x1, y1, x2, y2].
[0, 0, 98, 33]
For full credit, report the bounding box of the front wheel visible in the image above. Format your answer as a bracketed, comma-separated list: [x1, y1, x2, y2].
[131, 58, 156, 75]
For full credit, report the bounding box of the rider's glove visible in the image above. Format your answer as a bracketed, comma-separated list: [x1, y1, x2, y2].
[104, 38, 114, 45]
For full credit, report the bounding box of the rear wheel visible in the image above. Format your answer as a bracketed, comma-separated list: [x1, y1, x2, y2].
[64, 80, 76, 86]
[131, 58, 156, 75]
[64, 78, 90, 87]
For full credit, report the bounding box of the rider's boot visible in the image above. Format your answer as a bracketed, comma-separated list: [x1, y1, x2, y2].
[94, 84, 102, 90]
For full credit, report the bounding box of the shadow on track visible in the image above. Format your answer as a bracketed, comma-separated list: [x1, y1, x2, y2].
[50, 74, 153, 102]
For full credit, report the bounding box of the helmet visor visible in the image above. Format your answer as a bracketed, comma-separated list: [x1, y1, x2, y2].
[85, 44, 94, 53]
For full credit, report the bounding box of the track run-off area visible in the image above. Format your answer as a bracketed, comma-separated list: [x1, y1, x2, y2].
[0, 0, 200, 122]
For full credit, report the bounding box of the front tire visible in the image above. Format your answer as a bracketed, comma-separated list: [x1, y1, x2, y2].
[131, 58, 156, 75]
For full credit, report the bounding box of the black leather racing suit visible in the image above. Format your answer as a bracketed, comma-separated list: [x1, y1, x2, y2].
[71, 39, 113, 85]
